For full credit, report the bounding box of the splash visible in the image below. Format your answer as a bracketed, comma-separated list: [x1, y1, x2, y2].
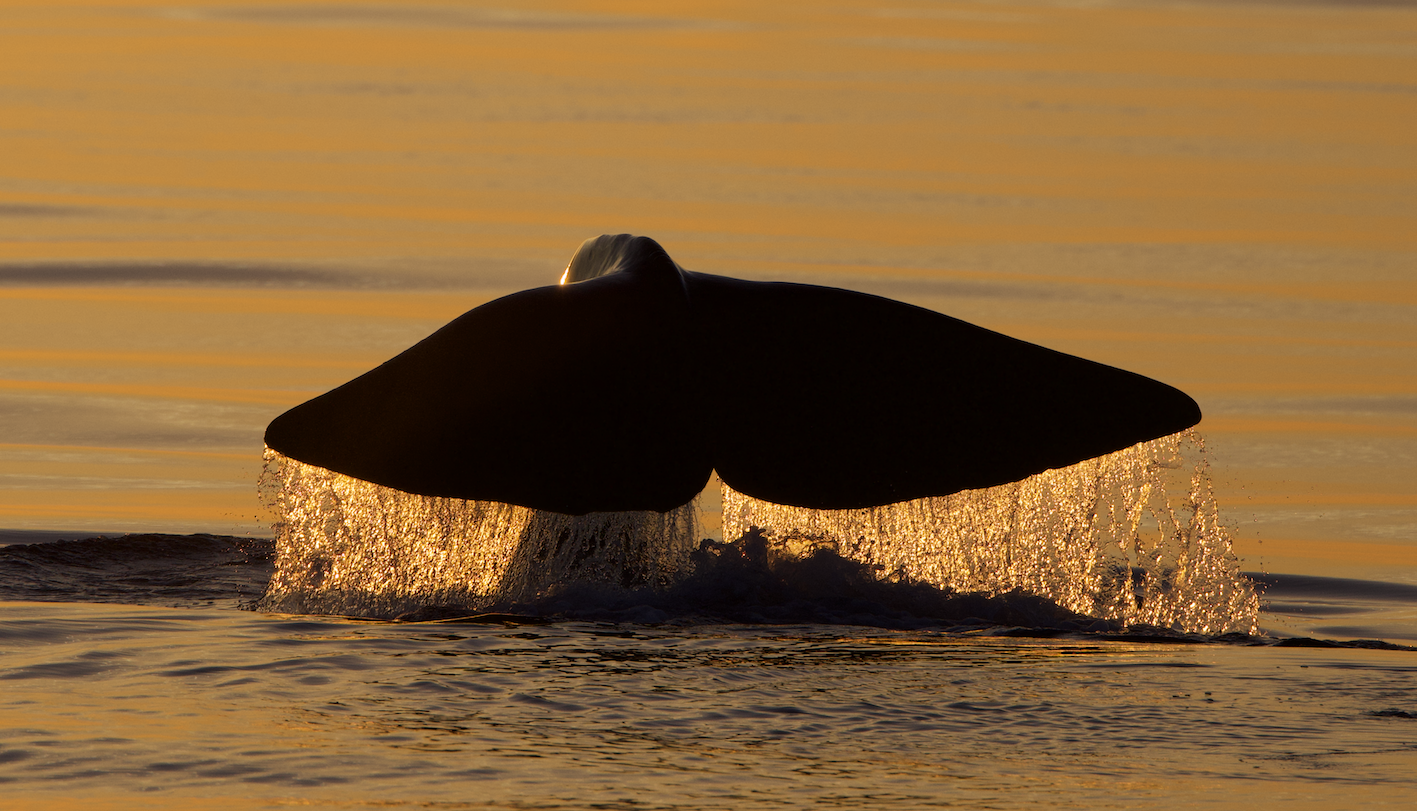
[256, 449, 699, 618]
[724, 431, 1258, 635]
[257, 431, 1259, 633]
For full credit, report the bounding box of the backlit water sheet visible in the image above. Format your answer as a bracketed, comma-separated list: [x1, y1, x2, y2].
[258, 431, 1259, 635]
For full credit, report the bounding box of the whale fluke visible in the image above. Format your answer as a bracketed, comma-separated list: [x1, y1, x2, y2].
[265, 235, 1201, 514]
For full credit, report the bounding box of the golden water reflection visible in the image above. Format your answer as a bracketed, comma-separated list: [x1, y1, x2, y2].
[0, 0, 1413, 578]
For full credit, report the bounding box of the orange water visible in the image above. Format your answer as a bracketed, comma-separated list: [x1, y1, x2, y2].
[1, 0, 1414, 582]
[2, 601, 1416, 811]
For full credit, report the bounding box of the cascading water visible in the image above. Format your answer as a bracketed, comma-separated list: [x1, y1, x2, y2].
[256, 431, 1259, 634]
[256, 449, 700, 618]
[723, 430, 1258, 634]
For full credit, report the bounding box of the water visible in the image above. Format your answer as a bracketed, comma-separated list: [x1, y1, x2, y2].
[722, 432, 1259, 635]
[256, 448, 701, 619]
[1, 602, 1415, 810]
[257, 431, 1260, 634]
[3, 0, 1416, 807]
[3, 445, 1416, 809]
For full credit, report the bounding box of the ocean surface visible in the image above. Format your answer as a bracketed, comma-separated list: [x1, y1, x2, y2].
[2, 0, 1416, 808]
[0, 530, 1411, 805]
[1, 519, 1415, 810]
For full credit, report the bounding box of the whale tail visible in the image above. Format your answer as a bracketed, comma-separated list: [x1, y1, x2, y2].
[265, 235, 1201, 514]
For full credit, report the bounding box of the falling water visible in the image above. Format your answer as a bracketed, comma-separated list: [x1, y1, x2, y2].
[257, 431, 1259, 633]
[256, 448, 700, 618]
[723, 431, 1258, 635]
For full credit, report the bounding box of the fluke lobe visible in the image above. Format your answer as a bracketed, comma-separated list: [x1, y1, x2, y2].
[265, 235, 1202, 515]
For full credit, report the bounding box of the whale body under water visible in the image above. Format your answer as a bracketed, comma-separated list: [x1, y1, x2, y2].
[264, 235, 1202, 515]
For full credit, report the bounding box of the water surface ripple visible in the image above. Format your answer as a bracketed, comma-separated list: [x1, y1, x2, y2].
[1, 602, 1413, 809]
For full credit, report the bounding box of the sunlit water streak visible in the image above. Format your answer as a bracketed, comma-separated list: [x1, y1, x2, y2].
[257, 431, 1258, 634]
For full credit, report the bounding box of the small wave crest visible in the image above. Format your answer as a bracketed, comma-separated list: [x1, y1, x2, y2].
[256, 431, 1260, 634]
[0, 533, 273, 608]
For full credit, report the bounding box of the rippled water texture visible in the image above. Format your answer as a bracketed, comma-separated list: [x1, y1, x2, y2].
[1, 603, 1414, 811]
[3, 0, 1416, 807]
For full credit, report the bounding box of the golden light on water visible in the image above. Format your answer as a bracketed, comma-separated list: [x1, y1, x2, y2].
[259, 432, 1260, 634]
[0, 0, 1413, 578]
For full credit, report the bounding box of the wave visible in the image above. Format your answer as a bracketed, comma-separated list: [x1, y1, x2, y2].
[0, 533, 273, 609]
[1250, 572, 1417, 604]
